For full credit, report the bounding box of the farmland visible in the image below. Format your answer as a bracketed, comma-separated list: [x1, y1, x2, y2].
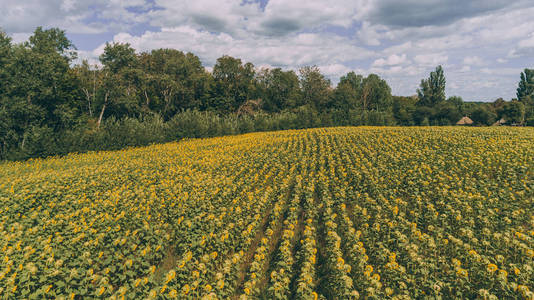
[0, 127, 533, 299]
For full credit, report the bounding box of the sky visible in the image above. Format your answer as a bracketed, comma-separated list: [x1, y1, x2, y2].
[1, 0, 534, 101]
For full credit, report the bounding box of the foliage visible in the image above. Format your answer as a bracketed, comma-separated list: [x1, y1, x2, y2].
[470, 105, 497, 126]
[501, 101, 526, 125]
[256, 68, 300, 112]
[517, 69, 534, 120]
[517, 69, 534, 103]
[417, 65, 446, 107]
[299, 66, 331, 110]
[211, 55, 256, 112]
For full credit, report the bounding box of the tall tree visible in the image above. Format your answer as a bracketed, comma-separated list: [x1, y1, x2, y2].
[256, 68, 301, 112]
[0, 31, 12, 95]
[211, 55, 256, 112]
[299, 66, 331, 110]
[517, 68, 534, 120]
[8, 28, 79, 128]
[333, 72, 363, 111]
[361, 74, 392, 112]
[392, 96, 417, 125]
[500, 100, 525, 125]
[517, 69, 534, 102]
[28, 27, 77, 61]
[0, 30, 13, 156]
[1, 27, 80, 154]
[73, 60, 99, 117]
[99, 42, 137, 73]
[96, 42, 139, 127]
[417, 65, 446, 107]
[470, 105, 496, 126]
[143, 49, 208, 117]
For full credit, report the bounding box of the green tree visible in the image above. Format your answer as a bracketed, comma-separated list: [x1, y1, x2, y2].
[73, 60, 99, 118]
[94, 69, 143, 127]
[96, 42, 140, 127]
[413, 106, 435, 125]
[1, 27, 80, 156]
[331, 72, 363, 124]
[392, 96, 417, 125]
[99, 42, 137, 73]
[361, 74, 392, 112]
[333, 72, 363, 111]
[500, 100, 525, 125]
[469, 105, 496, 126]
[256, 68, 301, 112]
[434, 101, 462, 125]
[517, 69, 534, 101]
[417, 65, 446, 107]
[299, 66, 331, 110]
[517, 69, 534, 121]
[447, 96, 465, 115]
[28, 26, 77, 61]
[0, 31, 14, 156]
[9, 28, 79, 129]
[211, 55, 256, 112]
[0, 30, 12, 95]
[141, 49, 209, 117]
[332, 72, 392, 124]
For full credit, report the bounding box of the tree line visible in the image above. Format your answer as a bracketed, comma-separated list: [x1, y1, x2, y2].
[1, 27, 533, 160]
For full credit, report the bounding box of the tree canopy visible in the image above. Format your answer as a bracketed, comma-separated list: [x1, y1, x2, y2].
[417, 65, 446, 107]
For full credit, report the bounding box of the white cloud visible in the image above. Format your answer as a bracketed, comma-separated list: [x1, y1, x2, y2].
[413, 53, 448, 66]
[460, 66, 471, 72]
[0, 0, 153, 34]
[356, 21, 384, 46]
[150, 0, 365, 38]
[319, 63, 352, 78]
[509, 33, 534, 58]
[463, 56, 485, 66]
[372, 54, 407, 67]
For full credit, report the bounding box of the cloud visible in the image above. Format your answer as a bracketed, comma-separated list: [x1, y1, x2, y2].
[259, 18, 301, 36]
[149, 0, 365, 38]
[509, 33, 534, 58]
[372, 54, 408, 67]
[463, 56, 485, 66]
[148, 0, 261, 36]
[258, 0, 360, 33]
[460, 66, 471, 72]
[367, 0, 520, 28]
[319, 63, 353, 78]
[0, 0, 154, 34]
[413, 53, 448, 66]
[356, 21, 385, 46]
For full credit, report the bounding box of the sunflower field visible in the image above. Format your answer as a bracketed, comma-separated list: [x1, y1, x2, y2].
[0, 127, 533, 299]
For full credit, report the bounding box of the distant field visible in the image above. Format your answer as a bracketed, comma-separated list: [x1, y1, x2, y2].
[0, 127, 533, 299]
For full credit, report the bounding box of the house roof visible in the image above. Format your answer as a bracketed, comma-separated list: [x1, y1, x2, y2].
[456, 116, 473, 125]
[492, 118, 506, 126]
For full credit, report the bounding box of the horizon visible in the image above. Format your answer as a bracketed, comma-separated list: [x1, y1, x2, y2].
[1, 0, 534, 101]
